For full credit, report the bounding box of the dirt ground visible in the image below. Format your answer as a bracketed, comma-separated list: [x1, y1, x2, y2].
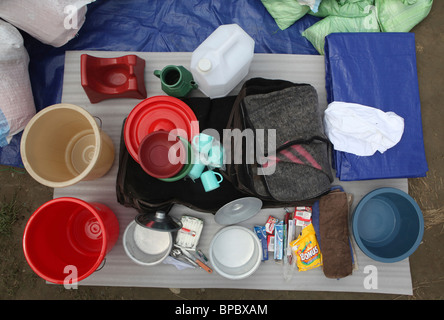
[1, 3, 443, 301]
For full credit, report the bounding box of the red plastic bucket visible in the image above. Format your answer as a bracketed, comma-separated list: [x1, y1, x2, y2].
[23, 197, 119, 284]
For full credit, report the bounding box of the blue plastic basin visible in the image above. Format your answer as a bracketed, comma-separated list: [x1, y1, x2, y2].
[352, 188, 424, 263]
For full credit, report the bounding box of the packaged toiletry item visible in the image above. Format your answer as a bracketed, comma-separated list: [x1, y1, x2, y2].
[286, 218, 296, 263]
[265, 215, 279, 234]
[254, 225, 268, 261]
[175, 215, 204, 250]
[274, 221, 284, 261]
[294, 206, 312, 228]
[267, 234, 275, 252]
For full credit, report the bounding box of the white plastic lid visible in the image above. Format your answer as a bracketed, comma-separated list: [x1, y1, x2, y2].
[198, 58, 212, 72]
[214, 197, 262, 225]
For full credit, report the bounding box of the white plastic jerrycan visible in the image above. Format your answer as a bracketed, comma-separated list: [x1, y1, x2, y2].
[190, 24, 255, 99]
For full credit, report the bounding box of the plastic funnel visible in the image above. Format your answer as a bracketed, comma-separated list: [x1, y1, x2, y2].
[23, 197, 119, 284]
[20, 103, 115, 188]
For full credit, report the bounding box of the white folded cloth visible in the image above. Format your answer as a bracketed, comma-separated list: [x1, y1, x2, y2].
[324, 101, 404, 156]
[163, 256, 196, 270]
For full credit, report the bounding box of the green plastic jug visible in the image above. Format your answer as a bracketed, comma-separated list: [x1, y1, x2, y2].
[154, 65, 198, 98]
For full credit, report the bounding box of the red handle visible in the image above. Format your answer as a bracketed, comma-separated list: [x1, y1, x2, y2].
[195, 259, 212, 273]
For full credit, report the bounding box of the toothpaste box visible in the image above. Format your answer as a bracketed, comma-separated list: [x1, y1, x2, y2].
[265, 215, 279, 234]
[267, 235, 275, 252]
[294, 207, 312, 228]
[274, 221, 284, 261]
[254, 225, 268, 261]
[287, 218, 295, 260]
[296, 206, 312, 213]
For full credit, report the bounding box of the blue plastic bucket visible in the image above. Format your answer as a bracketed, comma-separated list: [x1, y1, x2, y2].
[352, 187, 424, 263]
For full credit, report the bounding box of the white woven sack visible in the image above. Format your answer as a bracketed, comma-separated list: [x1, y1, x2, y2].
[0, 0, 94, 47]
[0, 20, 35, 147]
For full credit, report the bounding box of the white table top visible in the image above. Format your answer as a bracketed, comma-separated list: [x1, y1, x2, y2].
[55, 50, 412, 295]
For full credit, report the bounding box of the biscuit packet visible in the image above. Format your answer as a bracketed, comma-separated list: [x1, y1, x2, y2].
[290, 223, 322, 271]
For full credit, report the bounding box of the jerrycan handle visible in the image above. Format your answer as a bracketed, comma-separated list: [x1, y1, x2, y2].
[218, 34, 238, 57]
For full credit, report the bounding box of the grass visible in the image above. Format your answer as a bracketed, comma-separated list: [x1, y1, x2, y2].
[0, 194, 20, 237]
[0, 193, 23, 297]
[423, 207, 444, 231]
[409, 169, 444, 230]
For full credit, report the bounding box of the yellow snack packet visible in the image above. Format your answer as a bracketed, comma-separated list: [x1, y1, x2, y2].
[290, 223, 322, 271]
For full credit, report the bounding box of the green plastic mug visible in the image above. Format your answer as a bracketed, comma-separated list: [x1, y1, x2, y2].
[188, 161, 206, 181]
[201, 170, 223, 192]
[208, 145, 224, 168]
[192, 133, 214, 154]
[154, 65, 198, 98]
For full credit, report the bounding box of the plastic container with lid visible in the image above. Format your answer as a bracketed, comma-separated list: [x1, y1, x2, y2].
[190, 24, 255, 99]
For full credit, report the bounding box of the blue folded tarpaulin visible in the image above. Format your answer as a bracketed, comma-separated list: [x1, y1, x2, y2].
[324, 33, 428, 180]
[0, 0, 321, 168]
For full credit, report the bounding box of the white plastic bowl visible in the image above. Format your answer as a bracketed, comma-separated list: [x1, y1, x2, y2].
[209, 225, 262, 280]
[123, 220, 172, 266]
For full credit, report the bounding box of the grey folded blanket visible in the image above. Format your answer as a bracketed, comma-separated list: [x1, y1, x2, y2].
[224, 78, 333, 203]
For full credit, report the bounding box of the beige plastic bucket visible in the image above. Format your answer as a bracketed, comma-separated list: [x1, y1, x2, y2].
[21, 103, 115, 188]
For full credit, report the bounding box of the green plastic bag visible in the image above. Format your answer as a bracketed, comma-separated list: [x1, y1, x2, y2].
[310, 0, 375, 18]
[375, 0, 433, 32]
[261, 0, 310, 30]
[302, 5, 379, 54]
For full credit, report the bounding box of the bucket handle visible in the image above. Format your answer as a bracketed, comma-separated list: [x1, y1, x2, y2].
[92, 115, 103, 129]
[95, 258, 106, 272]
